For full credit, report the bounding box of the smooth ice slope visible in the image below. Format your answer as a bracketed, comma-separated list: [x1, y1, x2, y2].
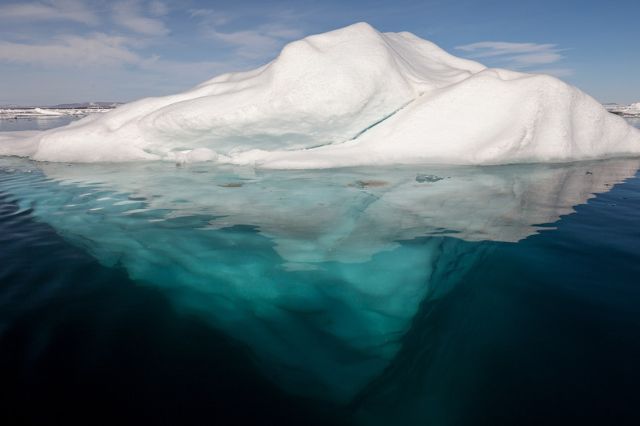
[1, 22, 639, 166]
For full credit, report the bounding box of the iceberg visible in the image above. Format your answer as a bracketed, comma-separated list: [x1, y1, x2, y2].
[0, 22, 638, 166]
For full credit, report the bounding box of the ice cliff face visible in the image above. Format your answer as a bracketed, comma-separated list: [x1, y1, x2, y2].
[1, 22, 639, 166]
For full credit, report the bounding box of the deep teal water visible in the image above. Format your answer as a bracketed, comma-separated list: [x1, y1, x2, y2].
[1, 118, 640, 425]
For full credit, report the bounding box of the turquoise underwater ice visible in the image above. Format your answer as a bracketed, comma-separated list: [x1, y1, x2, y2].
[0, 157, 638, 402]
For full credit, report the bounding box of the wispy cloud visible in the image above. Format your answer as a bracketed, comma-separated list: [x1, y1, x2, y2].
[0, 0, 99, 25]
[112, 0, 169, 36]
[189, 8, 306, 59]
[148, 0, 168, 17]
[0, 31, 231, 90]
[525, 68, 574, 78]
[188, 9, 230, 26]
[455, 41, 571, 76]
[0, 34, 142, 67]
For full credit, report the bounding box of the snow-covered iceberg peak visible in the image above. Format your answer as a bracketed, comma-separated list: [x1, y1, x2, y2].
[1, 22, 639, 166]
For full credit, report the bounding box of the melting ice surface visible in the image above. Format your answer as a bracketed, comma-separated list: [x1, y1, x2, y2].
[1, 155, 639, 402]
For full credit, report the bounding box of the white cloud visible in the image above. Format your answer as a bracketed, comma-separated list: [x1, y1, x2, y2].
[456, 41, 559, 57]
[210, 29, 286, 57]
[148, 1, 168, 17]
[0, 0, 99, 25]
[188, 9, 230, 26]
[455, 41, 568, 71]
[0, 31, 233, 95]
[0, 33, 142, 67]
[112, 0, 169, 36]
[189, 8, 305, 59]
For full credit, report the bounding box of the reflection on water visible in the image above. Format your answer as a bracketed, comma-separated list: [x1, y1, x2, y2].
[354, 166, 640, 425]
[1, 157, 638, 403]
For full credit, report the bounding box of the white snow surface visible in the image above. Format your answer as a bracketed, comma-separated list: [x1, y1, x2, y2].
[1, 22, 639, 167]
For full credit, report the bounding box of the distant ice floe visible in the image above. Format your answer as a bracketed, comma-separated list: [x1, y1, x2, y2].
[0, 22, 638, 166]
[605, 102, 640, 118]
[0, 107, 114, 119]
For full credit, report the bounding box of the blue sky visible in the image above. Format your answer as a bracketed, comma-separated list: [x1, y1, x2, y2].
[0, 0, 638, 105]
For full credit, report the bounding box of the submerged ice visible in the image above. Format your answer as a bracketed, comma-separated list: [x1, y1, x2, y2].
[0, 22, 638, 166]
[1, 157, 638, 400]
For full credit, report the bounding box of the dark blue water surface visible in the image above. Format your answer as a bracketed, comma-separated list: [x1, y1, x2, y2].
[1, 118, 640, 425]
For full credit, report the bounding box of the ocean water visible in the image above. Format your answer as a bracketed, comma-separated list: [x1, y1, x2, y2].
[0, 115, 80, 132]
[1, 118, 640, 425]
